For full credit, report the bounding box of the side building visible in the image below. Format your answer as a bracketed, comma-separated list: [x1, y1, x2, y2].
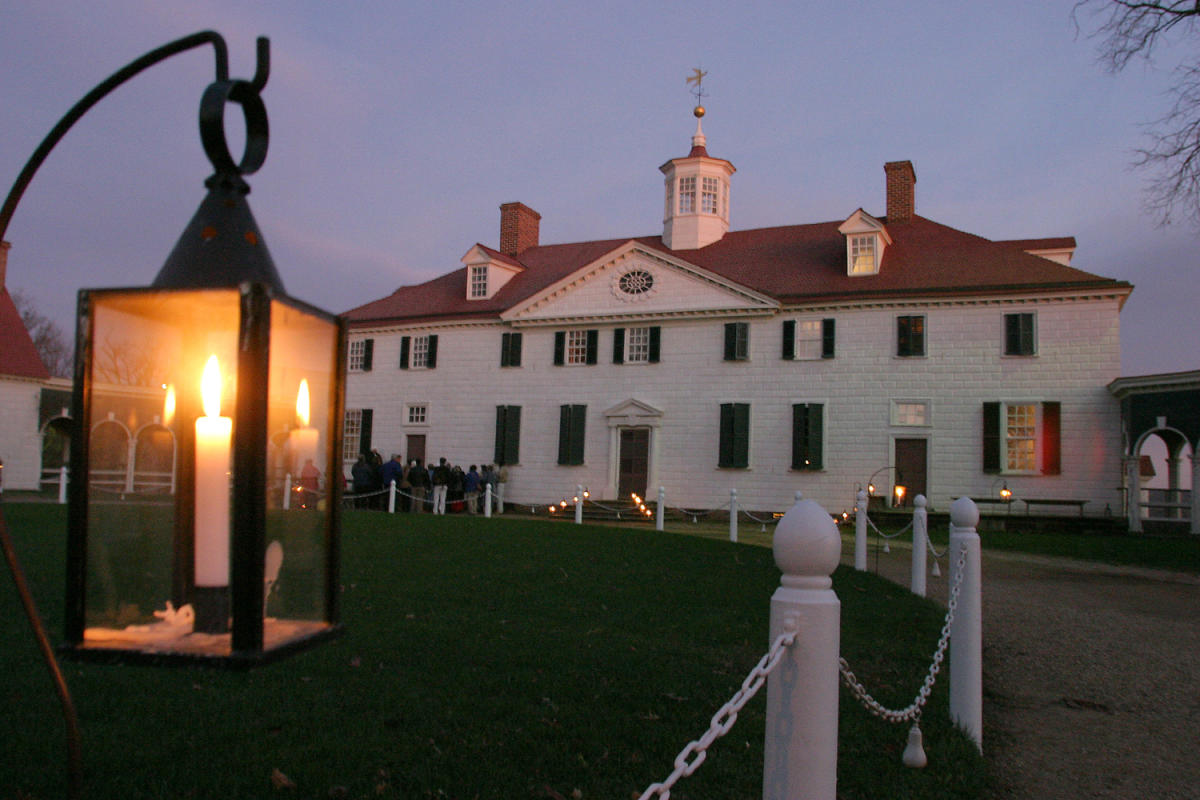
[0, 242, 51, 491]
[344, 117, 1131, 515]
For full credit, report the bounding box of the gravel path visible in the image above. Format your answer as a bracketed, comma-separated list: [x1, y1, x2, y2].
[849, 544, 1200, 799]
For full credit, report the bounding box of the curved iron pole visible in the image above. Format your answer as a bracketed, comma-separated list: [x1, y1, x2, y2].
[0, 30, 230, 241]
[0, 504, 82, 800]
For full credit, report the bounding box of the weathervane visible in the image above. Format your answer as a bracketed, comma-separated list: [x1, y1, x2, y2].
[687, 67, 707, 117]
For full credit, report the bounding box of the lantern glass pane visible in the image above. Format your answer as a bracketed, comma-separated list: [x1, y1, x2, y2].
[82, 288, 239, 640]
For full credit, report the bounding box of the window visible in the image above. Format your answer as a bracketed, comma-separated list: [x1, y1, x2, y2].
[348, 339, 373, 372]
[469, 265, 488, 299]
[850, 235, 877, 275]
[718, 402, 750, 468]
[678, 176, 696, 213]
[399, 335, 438, 369]
[897, 315, 925, 357]
[702, 177, 720, 214]
[613, 326, 660, 364]
[342, 408, 372, 461]
[407, 405, 427, 425]
[783, 319, 835, 360]
[892, 401, 929, 427]
[554, 330, 598, 365]
[500, 332, 522, 367]
[557, 404, 586, 465]
[982, 401, 1061, 475]
[494, 405, 521, 465]
[724, 322, 749, 361]
[1004, 312, 1036, 356]
[618, 269, 654, 296]
[791, 403, 824, 470]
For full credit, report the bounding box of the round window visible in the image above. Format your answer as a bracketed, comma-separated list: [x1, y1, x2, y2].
[618, 269, 654, 295]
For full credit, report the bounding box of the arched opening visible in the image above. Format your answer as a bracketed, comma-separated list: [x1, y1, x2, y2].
[90, 419, 131, 493]
[133, 423, 175, 493]
[1135, 429, 1193, 524]
[40, 416, 72, 494]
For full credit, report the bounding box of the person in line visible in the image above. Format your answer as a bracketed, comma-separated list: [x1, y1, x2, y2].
[350, 453, 374, 509]
[431, 457, 451, 515]
[299, 458, 320, 510]
[407, 458, 428, 512]
[380, 453, 405, 509]
[464, 464, 481, 514]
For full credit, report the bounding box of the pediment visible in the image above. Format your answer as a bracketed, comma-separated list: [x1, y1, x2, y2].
[501, 241, 777, 324]
[837, 209, 892, 243]
[603, 397, 664, 428]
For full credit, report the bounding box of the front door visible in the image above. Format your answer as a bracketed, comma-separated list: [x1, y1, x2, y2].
[893, 438, 928, 507]
[406, 434, 426, 466]
[618, 428, 649, 500]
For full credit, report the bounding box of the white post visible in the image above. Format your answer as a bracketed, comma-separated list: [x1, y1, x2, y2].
[575, 484, 583, 525]
[58, 465, 68, 505]
[388, 479, 397, 513]
[283, 473, 291, 510]
[911, 495, 927, 597]
[1126, 456, 1142, 533]
[729, 488, 738, 543]
[854, 489, 868, 571]
[948, 497, 983, 752]
[484, 484, 492, 519]
[656, 486, 665, 532]
[763, 492, 841, 800]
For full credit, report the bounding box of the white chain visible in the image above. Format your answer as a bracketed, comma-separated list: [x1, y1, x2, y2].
[866, 515, 914, 539]
[927, 535, 948, 560]
[838, 545, 968, 724]
[638, 626, 798, 800]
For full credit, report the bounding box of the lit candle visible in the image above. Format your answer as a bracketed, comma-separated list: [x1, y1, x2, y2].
[289, 379, 319, 468]
[194, 355, 231, 587]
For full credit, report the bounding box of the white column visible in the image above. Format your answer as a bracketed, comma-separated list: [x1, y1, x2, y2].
[575, 484, 583, 525]
[729, 488, 738, 543]
[763, 493, 841, 800]
[854, 489, 868, 571]
[949, 497, 982, 752]
[1126, 456, 1142, 533]
[656, 486, 665, 532]
[282, 473, 291, 510]
[911, 495, 927, 597]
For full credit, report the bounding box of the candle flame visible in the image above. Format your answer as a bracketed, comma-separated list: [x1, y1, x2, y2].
[296, 379, 311, 427]
[201, 355, 222, 418]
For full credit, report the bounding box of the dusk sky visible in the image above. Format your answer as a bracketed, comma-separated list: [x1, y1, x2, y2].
[2, 1, 1196, 376]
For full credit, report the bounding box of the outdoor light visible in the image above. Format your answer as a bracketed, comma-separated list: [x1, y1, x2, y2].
[999, 483, 1012, 501]
[893, 484, 907, 507]
[867, 482, 876, 496]
[6, 32, 351, 667]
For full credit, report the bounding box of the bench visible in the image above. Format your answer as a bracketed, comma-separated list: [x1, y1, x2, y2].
[1021, 498, 1088, 517]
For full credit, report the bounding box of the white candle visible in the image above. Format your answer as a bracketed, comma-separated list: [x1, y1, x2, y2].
[194, 355, 231, 587]
[288, 378, 319, 467]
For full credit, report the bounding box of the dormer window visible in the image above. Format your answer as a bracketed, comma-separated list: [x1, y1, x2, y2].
[837, 209, 891, 277]
[850, 235, 877, 274]
[469, 265, 488, 298]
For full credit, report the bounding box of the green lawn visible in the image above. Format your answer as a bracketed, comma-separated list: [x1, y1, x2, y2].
[1, 503, 987, 799]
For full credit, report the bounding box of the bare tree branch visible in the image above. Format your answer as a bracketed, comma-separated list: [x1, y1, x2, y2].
[9, 289, 72, 377]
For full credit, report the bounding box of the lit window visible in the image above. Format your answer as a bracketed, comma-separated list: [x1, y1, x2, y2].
[702, 177, 720, 214]
[626, 327, 651, 363]
[407, 405, 427, 425]
[567, 330, 590, 364]
[342, 409, 363, 461]
[679, 177, 696, 213]
[348, 340, 366, 372]
[850, 235, 877, 274]
[893, 401, 929, 427]
[411, 335, 430, 368]
[1006, 404, 1037, 471]
[469, 265, 488, 298]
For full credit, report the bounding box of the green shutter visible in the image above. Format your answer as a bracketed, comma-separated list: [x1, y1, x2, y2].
[494, 406, 506, 464]
[1042, 401, 1061, 475]
[983, 402, 1001, 473]
[398, 336, 409, 369]
[612, 328, 625, 364]
[359, 409, 373, 456]
[821, 319, 835, 359]
[648, 326, 661, 363]
[586, 330, 598, 364]
[426, 334, 438, 368]
[553, 331, 565, 365]
[558, 405, 571, 465]
[510, 332, 522, 366]
[791, 404, 807, 469]
[808, 404, 823, 469]
[504, 406, 521, 465]
[500, 333, 512, 367]
[570, 405, 585, 464]
[724, 323, 738, 361]
[361, 338, 374, 371]
[782, 320, 795, 360]
[720, 402, 749, 468]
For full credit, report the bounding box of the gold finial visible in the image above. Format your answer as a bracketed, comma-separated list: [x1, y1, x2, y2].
[686, 68, 708, 117]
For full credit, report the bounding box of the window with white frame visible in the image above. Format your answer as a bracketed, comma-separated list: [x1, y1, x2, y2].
[348, 340, 366, 372]
[892, 401, 929, 427]
[850, 234, 877, 274]
[407, 404, 428, 425]
[469, 265, 488, 299]
[411, 335, 430, 368]
[626, 326, 652, 363]
[701, 177, 720, 214]
[678, 177, 696, 213]
[795, 320, 822, 360]
[1005, 403, 1037, 472]
[566, 330, 590, 364]
[1004, 312, 1036, 356]
[342, 409, 363, 461]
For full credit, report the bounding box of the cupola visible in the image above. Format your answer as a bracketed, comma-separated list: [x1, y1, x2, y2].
[659, 105, 735, 250]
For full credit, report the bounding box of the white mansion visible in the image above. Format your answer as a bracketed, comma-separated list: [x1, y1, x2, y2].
[343, 114, 1131, 515]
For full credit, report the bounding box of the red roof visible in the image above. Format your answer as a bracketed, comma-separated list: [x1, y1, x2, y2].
[345, 215, 1129, 326]
[0, 288, 49, 379]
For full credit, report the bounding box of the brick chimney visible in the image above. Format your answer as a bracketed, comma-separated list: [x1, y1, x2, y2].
[0, 240, 9, 289]
[884, 161, 916, 224]
[499, 202, 541, 256]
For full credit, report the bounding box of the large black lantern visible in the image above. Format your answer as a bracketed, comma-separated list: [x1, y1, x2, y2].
[53, 34, 345, 666]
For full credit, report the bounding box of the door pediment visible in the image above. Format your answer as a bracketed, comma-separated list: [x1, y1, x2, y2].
[604, 397, 663, 428]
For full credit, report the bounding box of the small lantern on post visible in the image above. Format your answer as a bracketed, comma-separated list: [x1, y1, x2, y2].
[54, 34, 345, 667]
